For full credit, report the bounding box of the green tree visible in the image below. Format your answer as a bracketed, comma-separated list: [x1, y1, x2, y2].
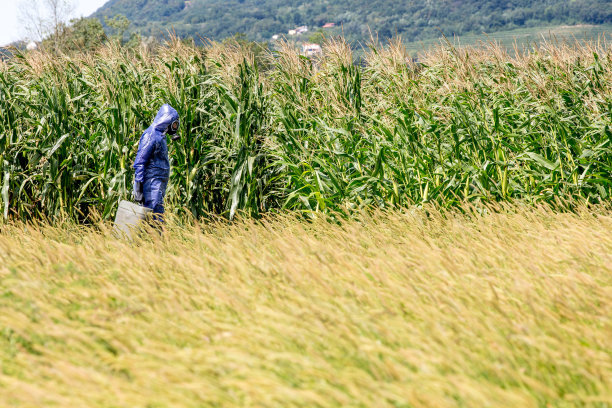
[104, 14, 131, 44]
[308, 30, 326, 45]
[38, 17, 106, 52]
[62, 18, 106, 52]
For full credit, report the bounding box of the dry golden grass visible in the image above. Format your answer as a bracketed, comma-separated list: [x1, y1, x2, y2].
[1, 205, 611, 407]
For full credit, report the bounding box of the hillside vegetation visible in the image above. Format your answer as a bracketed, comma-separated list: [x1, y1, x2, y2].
[93, 0, 612, 43]
[401, 24, 612, 53]
[0, 38, 610, 221]
[1, 205, 611, 407]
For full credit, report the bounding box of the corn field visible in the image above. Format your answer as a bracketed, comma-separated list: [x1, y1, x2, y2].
[0, 38, 610, 221]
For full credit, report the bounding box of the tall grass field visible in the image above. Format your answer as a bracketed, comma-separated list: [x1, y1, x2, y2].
[1, 205, 611, 407]
[0, 37, 611, 407]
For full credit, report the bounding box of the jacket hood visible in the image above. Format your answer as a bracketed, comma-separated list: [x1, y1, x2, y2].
[151, 104, 179, 132]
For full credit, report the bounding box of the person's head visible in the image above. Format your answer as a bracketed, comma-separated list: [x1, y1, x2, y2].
[152, 104, 180, 140]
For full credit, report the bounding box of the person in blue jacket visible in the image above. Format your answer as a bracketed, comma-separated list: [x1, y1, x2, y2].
[132, 104, 180, 219]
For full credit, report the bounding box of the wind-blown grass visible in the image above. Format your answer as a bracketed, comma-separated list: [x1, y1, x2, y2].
[0, 37, 610, 221]
[0, 205, 610, 407]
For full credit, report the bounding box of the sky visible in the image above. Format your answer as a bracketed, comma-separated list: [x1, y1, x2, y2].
[1, 0, 109, 46]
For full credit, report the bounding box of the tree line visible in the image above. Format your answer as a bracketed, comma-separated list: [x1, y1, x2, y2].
[93, 0, 612, 43]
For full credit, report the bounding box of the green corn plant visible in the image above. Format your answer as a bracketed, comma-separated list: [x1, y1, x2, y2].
[0, 38, 609, 222]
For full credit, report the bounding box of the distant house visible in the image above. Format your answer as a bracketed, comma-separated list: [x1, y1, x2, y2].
[26, 41, 38, 51]
[302, 43, 322, 57]
[184, 0, 193, 9]
[272, 35, 280, 41]
[322, 23, 336, 28]
[289, 26, 309, 36]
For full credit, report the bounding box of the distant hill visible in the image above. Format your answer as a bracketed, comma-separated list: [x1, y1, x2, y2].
[93, 0, 612, 44]
[0, 41, 27, 61]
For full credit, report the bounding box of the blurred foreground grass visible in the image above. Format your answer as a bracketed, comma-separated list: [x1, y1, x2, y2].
[0, 205, 611, 407]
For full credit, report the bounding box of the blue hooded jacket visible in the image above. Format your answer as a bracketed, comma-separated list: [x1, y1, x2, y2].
[133, 104, 179, 182]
